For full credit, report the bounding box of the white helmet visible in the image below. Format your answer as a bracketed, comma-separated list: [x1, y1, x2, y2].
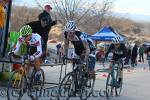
[112, 36, 121, 44]
[65, 20, 76, 31]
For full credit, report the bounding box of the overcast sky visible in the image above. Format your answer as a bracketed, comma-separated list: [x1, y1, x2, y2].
[12, 0, 150, 22]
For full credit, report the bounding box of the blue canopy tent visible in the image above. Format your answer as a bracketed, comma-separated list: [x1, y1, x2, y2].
[90, 26, 124, 41]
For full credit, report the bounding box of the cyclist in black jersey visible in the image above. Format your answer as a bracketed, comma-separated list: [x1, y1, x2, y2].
[104, 36, 127, 85]
[64, 20, 96, 73]
[105, 37, 127, 61]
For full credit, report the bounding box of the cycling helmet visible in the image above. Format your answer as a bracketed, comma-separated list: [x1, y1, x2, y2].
[20, 25, 32, 37]
[112, 36, 121, 44]
[65, 20, 77, 31]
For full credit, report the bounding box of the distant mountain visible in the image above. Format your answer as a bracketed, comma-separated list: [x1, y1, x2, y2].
[128, 14, 150, 22]
[112, 12, 150, 22]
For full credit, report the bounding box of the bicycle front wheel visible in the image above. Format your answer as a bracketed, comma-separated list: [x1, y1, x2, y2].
[106, 72, 114, 99]
[30, 68, 45, 91]
[7, 70, 26, 100]
[58, 72, 76, 100]
[80, 72, 95, 100]
[115, 67, 123, 96]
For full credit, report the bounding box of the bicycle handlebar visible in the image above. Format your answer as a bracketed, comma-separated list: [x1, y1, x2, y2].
[103, 58, 125, 66]
[62, 56, 84, 65]
[8, 52, 30, 64]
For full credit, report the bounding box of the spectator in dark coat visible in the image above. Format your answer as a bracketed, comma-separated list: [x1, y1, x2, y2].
[124, 45, 132, 65]
[26, 9, 57, 60]
[131, 44, 138, 68]
[138, 45, 145, 63]
[147, 46, 150, 69]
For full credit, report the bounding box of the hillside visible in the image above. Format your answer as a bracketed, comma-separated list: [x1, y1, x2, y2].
[10, 6, 150, 43]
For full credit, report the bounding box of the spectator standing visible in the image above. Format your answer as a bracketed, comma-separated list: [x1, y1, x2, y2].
[27, 4, 57, 60]
[56, 43, 61, 55]
[96, 47, 105, 62]
[56, 43, 62, 63]
[138, 45, 145, 63]
[147, 46, 150, 69]
[124, 45, 132, 65]
[131, 44, 138, 68]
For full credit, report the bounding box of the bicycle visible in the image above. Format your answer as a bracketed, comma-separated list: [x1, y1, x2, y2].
[105, 59, 123, 99]
[58, 57, 95, 100]
[7, 54, 45, 100]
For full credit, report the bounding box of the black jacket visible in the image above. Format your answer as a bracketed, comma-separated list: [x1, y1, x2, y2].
[105, 43, 127, 61]
[131, 45, 138, 58]
[27, 21, 56, 47]
[27, 11, 56, 47]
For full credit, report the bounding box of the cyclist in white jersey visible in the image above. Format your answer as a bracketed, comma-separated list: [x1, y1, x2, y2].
[10, 25, 43, 74]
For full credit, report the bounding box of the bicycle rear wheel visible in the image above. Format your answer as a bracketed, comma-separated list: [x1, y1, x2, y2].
[7, 70, 26, 100]
[58, 72, 76, 100]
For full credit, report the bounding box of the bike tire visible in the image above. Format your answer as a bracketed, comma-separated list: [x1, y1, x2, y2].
[30, 68, 45, 92]
[7, 70, 26, 100]
[115, 67, 123, 96]
[80, 69, 95, 100]
[78, 65, 95, 100]
[106, 72, 114, 99]
[58, 72, 76, 100]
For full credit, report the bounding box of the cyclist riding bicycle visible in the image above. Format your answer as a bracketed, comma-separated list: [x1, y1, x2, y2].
[104, 36, 127, 86]
[9, 25, 43, 79]
[63, 20, 96, 75]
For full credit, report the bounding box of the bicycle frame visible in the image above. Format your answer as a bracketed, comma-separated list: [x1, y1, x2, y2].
[71, 59, 84, 86]
[106, 59, 124, 98]
[109, 59, 123, 85]
[58, 57, 95, 100]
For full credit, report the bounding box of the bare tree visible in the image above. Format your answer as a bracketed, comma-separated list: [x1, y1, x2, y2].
[46, 0, 97, 25]
[92, 0, 114, 31]
[33, 0, 115, 33]
[10, 6, 40, 31]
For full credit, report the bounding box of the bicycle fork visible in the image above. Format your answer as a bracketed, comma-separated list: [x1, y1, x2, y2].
[110, 66, 116, 87]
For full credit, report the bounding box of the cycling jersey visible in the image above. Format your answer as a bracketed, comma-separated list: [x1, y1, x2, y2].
[64, 31, 87, 56]
[105, 43, 127, 61]
[64, 31, 95, 56]
[13, 33, 42, 59]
